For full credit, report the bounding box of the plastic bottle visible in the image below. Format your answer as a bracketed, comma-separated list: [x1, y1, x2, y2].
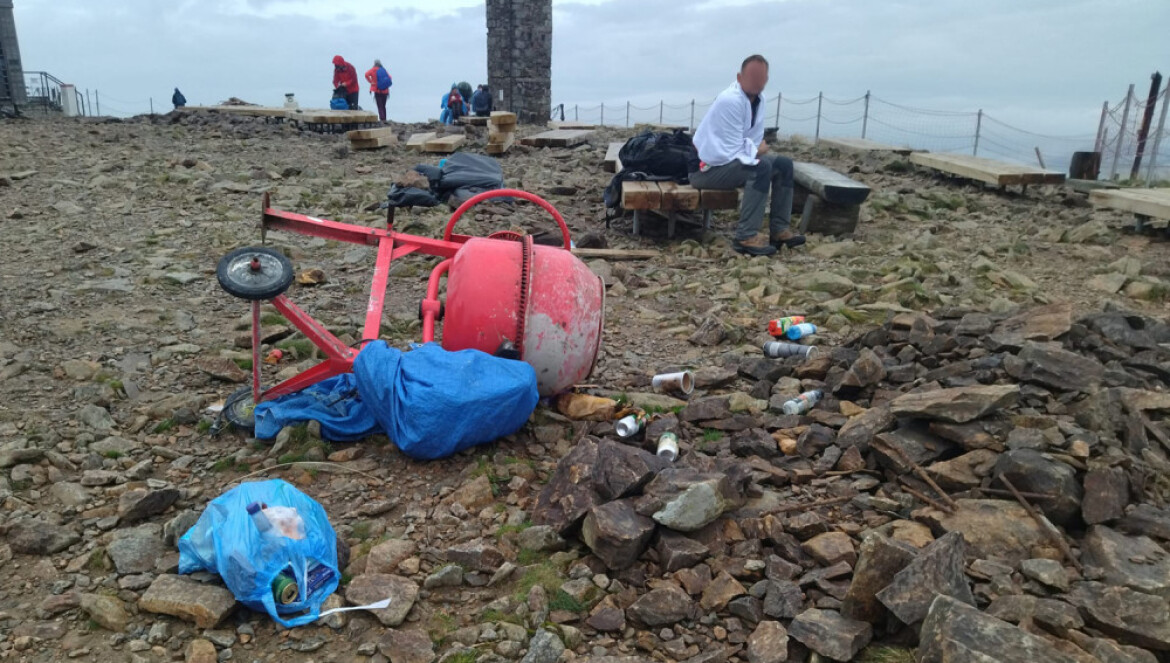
[781, 390, 823, 415]
[656, 433, 679, 461]
[763, 341, 819, 360]
[247, 501, 272, 533]
[786, 323, 818, 340]
[768, 316, 806, 337]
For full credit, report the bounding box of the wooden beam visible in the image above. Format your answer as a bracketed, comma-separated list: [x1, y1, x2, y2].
[406, 132, 438, 152]
[289, 109, 380, 124]
[485, 132, 515, 155]
[661, 182, 701, 211]
[1067, 179, 1120, 193]
[423, 135, 466, 154]
[793, 162, 871, 206]
[571, 248, 659, 260]
[819, 137, 918, 155]
[1090, 187, 1170, 220]
[459, 116, 490, 126]
[603, 142, 624, 173]
[520, 129, 594, 148]
[909, 152, 1066, 186]
[699, 188, 740, 210]
[621, 181, 661, 210]
[349, 136, 398, 150]
[549, 121, 596, 130]
[346, 126, 396, 141]
[489, 111, 517, 129]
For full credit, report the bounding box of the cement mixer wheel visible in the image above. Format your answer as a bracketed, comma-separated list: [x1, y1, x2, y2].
[222, 387, 256, 432]
[216, 246, 294, 301]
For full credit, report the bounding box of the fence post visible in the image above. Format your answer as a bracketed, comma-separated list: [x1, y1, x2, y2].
[574, 104, 578, 121]
[600, 102, 605, 127]
[86, 89, 91, 116]
[1110, 84, 1135, 179]
[149, 97, 154, 115]
[690, 99, 695, 130]
[1094, 101, 1109, 152]
[814, 92, 823, 142]
[626, 101, 630, 127]
[1145, 81, 1169, 186]
[1131, 71, 1163, 179]
[861, 90, 870, 139]
[659, 100, 664, 125]
[774, 93, 781, 130]
[96, 90, 101, 116]
[973, 109, 983, 156]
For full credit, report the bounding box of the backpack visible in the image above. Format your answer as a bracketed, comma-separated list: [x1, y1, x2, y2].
[603, 129, 700, 210]
[330, 98, 349, 110]
[447, 90, 463, 109]
[376, 68, 392, 90]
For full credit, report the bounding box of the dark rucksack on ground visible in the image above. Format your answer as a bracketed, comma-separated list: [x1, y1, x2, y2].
[603, 129, 700, 210]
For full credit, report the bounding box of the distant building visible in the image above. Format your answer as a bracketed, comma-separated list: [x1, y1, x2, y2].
[486, 0, 551, 125]
[0, 0, 26, 111]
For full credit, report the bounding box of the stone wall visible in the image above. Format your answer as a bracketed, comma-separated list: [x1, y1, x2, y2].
[486, 0, 551, 125]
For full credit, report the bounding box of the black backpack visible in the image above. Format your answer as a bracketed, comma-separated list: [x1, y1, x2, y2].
[603, 129, 700, 210]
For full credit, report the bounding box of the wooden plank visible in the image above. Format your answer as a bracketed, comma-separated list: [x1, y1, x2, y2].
[349, 136, 398, 150]
[346, 126, 396, 141]
[406, 132, 438, 151]
[571, 248, 658, 261]
[485, 133, 515, 155]
[490, 111, 518, 129]
[423, 135, 466, 154]
[460, 116, 490, 126]
[661, 182, 701, 211]
[549, 121, 596, 130]
[1090, 188, 1170, 220]
[909, 152, 1066, 186]
[520, 129, 594, 148]
[699, 188, 739, 210]
[793, 161, 871, 206]
[289, 109, 379, 124]
[603, 142, 624, 173]
[488, 128, 514, 145]
[819, 137, 918, 155]
[621, 181, 661, 210]
[1067, 179, 1120, 193]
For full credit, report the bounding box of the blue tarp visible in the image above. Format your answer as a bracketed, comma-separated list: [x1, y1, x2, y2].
[253, 342, 539, 460]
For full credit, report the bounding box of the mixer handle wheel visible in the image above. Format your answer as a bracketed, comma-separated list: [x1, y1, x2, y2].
[443, 189, 572, 250]
[216, 246, 294, 301]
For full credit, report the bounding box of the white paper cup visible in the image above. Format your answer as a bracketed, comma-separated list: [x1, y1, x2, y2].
[615, 414, 643, 438]
[652, 371, 694, 395]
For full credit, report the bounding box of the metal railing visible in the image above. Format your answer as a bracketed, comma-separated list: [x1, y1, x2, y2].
[20, 71, 90, 116]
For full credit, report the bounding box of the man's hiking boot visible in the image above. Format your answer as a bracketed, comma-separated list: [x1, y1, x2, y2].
[732, 233, 778, 256]
[772, 229, 807, 249]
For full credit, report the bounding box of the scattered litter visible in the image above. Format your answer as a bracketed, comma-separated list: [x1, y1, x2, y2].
[652, 370, 694, 395]
[764, 341, 818, 360]
[767, 316, 806, 337]
[556, 392, 618, 421]
[656, 432, 679, 461]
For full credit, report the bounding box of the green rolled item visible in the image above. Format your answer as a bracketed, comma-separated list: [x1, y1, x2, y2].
[272, 572, 298, 605]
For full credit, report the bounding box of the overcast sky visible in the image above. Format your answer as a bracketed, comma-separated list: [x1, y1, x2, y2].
[11, 0, 1169, 163]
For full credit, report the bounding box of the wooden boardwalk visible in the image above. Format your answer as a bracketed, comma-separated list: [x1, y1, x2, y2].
[1091, 187, 1170, 221]
[819, 137, 918, 155]
[520, 129, 594, 148]
[910, 152, 1065, 186]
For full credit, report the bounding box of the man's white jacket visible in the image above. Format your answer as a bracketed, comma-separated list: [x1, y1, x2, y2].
[692, 81, 766, 169]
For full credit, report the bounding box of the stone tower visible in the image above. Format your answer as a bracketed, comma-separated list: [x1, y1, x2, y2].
[486, 0, 551, 125]
[0, 0, 25, 111]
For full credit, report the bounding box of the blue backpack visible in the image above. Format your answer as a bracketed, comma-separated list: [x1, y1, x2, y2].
[330, 98, 349, 110]
[376, 68, 392, 91]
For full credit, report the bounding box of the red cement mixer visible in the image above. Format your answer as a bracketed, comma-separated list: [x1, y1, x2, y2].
[214, 189, 604, 430]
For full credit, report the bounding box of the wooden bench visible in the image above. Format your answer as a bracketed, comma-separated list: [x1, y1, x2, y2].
[819, 137, 918, 156]
[619, 182, 739, 237]
[1091, 187, 1170, 233]
[909, 152, 1066, 188]
[793, 162, 871, 235]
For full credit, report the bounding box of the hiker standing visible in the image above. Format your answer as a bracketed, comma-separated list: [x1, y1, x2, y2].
[471, 85, 492, 117]
[364, 59, 393, 122]
[690, 54, 805, 256]
[171, 88, 187, 109]
[332, 55, 360, 110]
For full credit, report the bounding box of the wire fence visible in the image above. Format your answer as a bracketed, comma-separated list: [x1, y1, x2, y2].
[553, 86, 1170, 181]
[1097, 81, 1170, 183]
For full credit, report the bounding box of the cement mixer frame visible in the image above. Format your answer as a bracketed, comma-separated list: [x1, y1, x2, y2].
[216, 189, 594, 430]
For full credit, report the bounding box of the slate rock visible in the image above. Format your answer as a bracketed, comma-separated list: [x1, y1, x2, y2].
[746, 620, 788, 663]
[139, 574, 237, 628]
[1004, 341, 1104, 392]
[627, 585, 695, 627]
[917, 499, 1046, 564]
[520, 629, 565, 663]
[646, 471, 731, 533]
[763, 580, 804, 619]
[1082, 525, 1170, 599]
[656, 530, 710, 572]
[842, 533, 918, 623]
[593, 440, 666, 501]
[876, 531, 975, 625]
[118, 488, 180, 524]
[581, 499, 656, 571]
[918, 595, 1082, 663]
[681, 397, 732, 422]
[1066, 581, 1170, 652]
[985, 595, 1083, 631]
[533, 439, 600, 535]
[366, 538, 418, 574]
[700, 571, 746, 611]
[345, 574, 419, 626]
[6, 519, 81, 554]
[800, 532, 856, 567]
[108, 531, 167, 575]
[838, 348, 886, 390]
[787, 609, 872, 662]
[1019, 558, 1070, 592]
[1118, 504, 1170, 541]
[730, 428, 779, 459]
[992, 449, 1082, 526]
[79, 593, 131, 632]
[377, 629, 436, 663]
[835, 405, 894, 452]
[889, 384, 1019, 423]
[1082, 467, 1130, 525]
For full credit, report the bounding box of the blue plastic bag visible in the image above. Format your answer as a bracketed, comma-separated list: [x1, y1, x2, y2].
[353, 341, 539, 460]
[254, 374, 379, 443]
[178, 480, 339, 628]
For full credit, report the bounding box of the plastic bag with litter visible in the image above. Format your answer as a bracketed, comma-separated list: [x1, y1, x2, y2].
[178, 479, 340, 628]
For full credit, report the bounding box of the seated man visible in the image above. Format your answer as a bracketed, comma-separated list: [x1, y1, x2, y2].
[690, 54, 805, 256]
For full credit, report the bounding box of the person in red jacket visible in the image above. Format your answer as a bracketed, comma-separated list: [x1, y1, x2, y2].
[332, 55, 360, 110]
[364, 59, 392, 122]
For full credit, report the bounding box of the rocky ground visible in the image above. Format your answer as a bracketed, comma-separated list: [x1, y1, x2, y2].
[0, 110, 1169, 663]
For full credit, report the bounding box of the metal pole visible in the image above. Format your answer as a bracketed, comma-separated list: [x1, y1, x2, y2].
[690, 100, 695, 130]
[1131, 71, 1163, 179]
[861, 90, 870, 139]
[1094, 101, 1109, 153]
[774, 92, 781, 130]
[149, 97, 154, 115]
[1034, 147, 1046, 169]
[1145, 81, 1169, 186]
[626, 101, 630, 128]
[600, 102, 604, 127]
[814, 92, 822, 142]
[973, 109, 983, 156]
[574, 104, 578, 121]
[1110, 84, 1135, 179]
[96, 90, 101, 116]
[659, 100, 663, 125]
[86, 89, 91, 116]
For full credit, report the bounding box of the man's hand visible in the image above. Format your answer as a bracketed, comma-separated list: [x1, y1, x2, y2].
[757, 141, 770, 157]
